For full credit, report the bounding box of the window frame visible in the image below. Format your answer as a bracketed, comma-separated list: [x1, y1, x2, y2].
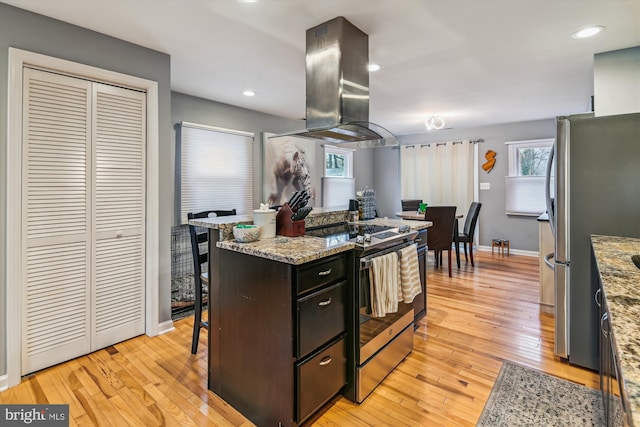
[504, 138, 554, 216]
[324, 144, 354, 178]
[505, 138, 554, 177]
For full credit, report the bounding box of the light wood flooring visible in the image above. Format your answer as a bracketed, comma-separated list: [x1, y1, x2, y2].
[1, 250, 600, 426]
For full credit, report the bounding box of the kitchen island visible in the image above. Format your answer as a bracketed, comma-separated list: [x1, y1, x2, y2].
[190, 207, 430, 426]
[591, 235, 640, 426]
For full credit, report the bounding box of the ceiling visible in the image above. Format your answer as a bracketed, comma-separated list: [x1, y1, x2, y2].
[5, 0, 640, 136]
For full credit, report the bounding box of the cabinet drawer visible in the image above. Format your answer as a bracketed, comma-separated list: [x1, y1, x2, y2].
[297, 254, 346, 295]
[296, 336, 346, 423]
[297, 280, 346, 357]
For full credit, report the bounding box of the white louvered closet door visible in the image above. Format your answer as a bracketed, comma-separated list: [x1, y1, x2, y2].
[91, 83, 146, 349]
[22, 69, 93, 374]
[21, 69, 146, 375]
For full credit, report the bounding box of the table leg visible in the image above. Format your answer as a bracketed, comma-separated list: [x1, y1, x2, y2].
[454, 219, 460, 268]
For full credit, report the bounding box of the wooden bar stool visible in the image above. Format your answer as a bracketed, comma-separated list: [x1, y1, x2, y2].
[501, 239, 510, 256]
[491, 239, 510, 256]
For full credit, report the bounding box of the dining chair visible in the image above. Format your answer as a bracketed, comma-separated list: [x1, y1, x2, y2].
[424, 206, 457, 277]
[401, 199, 422, 212]
[455, 202, 482, 268]
[187, 209, 236, 354]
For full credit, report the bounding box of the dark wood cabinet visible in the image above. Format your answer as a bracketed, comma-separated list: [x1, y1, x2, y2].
[296, 280, 346, 357]
[213, 250, 350, 426]
[594, 246, 629, 427]
[599, 293, 626, 426]
[296, 335, 346, 422]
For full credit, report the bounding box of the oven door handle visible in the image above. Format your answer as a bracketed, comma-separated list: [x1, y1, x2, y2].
[360, 241, 416, 270]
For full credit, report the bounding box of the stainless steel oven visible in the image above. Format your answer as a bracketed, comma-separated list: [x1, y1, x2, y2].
[354, 239, 416, 402]
[305, 223, 418, 403]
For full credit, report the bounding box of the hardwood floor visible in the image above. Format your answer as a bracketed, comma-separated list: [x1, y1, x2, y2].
[1, 250, 599, 426]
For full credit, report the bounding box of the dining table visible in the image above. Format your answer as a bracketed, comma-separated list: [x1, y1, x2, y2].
[396, 210, 465, 268]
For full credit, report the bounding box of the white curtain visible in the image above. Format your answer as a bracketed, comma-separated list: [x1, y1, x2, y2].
[401, 140, 475, 214]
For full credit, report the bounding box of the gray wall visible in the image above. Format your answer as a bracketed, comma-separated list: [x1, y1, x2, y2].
[373, 119, 557, 251]
[353, 147, 375, 198]
[594, 46, 640, 116]
[170, 92, 304, 222]
[171, 91, 376, 219]
[0, 3, 171, 377]
[0, 1, 560, 381]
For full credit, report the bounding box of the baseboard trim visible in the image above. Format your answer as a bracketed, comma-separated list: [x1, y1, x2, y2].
[477, 245, 538, 257]
[156, 320, 175, 336]
[0, 374, 8, 392]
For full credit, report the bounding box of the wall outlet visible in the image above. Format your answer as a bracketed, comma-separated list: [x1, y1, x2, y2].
[480, 182, 491, 190]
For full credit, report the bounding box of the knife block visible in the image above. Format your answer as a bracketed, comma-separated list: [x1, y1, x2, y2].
[276, 203, 305, 237]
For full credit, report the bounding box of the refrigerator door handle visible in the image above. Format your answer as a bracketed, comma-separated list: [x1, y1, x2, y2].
[544, 252, 555, 270]
[545, 141, 555, 236]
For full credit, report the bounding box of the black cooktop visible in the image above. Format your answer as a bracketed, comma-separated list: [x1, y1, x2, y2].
[305, 223, 393, 240]
[306, 222, 416, 251]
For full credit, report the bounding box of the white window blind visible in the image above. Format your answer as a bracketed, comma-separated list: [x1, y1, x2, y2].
[504, 138, 554, 216]
[504, 176, 554, 216]
[180, 122, 253, 223]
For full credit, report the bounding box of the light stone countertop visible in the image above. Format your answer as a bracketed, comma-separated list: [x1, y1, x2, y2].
[188, 206, 351, 240]
[217, 234, 355, 265]
[200, 206, 432, 265]
[189, 206, 430, 243]
[591, 234, 640, 426]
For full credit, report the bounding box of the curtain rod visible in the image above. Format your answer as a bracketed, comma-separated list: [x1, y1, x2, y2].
[400, 138, 485, 149]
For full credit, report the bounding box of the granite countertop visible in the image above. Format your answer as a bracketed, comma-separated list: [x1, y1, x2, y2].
[188, 206, 350, 241]
[217, 234, 355, 265]
[213, 212, 431, 265]
[591, 234, 640, 426]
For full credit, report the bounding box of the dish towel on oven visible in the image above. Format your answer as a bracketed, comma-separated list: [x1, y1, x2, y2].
[369, 252, 400, 317]
[399, 245, 422, 303]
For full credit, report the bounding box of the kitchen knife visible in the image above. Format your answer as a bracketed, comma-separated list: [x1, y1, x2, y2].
[298, 191, 310, 209]
[291, 206, 312, 221]
[287, 191, 300, 209]
[292, 190, 307, 211]
[290, 191, 305, 211]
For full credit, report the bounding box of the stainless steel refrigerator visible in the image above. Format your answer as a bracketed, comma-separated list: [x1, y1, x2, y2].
[545, 112, 640, 371]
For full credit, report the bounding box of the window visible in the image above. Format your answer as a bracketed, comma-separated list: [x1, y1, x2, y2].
[504, 138, 554, 216]
[178, 122, 253, 223]
[507, 138, 553, 176]
[324, 145, 354, 178]
[322, 144, 355, 207]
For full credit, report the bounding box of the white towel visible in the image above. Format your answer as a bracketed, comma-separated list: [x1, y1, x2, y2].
[399, 245, 422, 303]
[369, 252, 400, 317]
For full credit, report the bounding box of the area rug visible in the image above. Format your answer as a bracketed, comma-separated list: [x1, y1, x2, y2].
[477, 361, 607, 426]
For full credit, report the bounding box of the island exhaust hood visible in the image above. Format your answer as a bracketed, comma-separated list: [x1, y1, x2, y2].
[272, 17, 398, 148]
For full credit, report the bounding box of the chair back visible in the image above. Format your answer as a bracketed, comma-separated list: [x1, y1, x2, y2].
[401, 199, 422, 212]
[187, 209, 237, 277]
[424, 206, 457, 251]
[463, 202, 482, 237]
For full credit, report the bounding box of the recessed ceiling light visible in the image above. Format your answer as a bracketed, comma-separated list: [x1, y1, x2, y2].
[367, 63, 381, 72]
[238, 0, 258, 3]
[572, 26, 604, 39]
[242, 90, 256, 97]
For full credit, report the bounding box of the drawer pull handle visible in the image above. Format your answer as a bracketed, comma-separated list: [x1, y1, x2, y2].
[319, 356, 332, 366]
[318, 298, 332, 307]
[318, 268, 332, 276]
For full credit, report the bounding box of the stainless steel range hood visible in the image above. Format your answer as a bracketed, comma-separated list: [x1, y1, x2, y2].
[272, 17, 398, 148]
